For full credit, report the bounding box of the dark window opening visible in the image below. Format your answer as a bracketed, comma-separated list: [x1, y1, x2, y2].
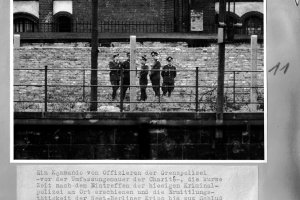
[14, 18, 37, 33]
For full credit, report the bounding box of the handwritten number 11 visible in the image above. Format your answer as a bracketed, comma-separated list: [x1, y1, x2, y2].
[269, 62, 289, 75]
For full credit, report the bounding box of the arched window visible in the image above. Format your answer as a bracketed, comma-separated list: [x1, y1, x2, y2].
[244, 16, 263, 35]
[54, 12, 72, 32]
[242, 12, 263, 36]
[14, 13, 38, 33]
[227, 13, 240, 25]
[226, 12, 241, 36]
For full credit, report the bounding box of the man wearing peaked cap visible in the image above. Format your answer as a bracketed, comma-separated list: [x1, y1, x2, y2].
[150, 51, 161, 98]
[108, 53, 121, 100]
[151, 51, 158, 57]
[161, 56, 176, 97]
[166, 56, 173, 62]
[139, 55, 149, 101]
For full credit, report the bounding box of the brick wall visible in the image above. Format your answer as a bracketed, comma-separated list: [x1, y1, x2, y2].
[15, 0, 216, 33]
[14, 42, 264, 112]
[195, 0, 216, 33]
[73, 0, 175, 32]
[39, 0, 53, 23]
[39, 0, 54, 31]
[71, 0, 216, 33]
[73, 0, 164, 22]
[164, 0, 174, 25]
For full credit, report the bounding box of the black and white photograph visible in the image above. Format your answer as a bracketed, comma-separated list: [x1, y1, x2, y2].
[12, 0, 265, 160]
[1, 0, 300, 200]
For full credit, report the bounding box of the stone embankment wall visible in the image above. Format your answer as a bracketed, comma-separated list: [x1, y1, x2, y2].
[14, 116, 264, 160]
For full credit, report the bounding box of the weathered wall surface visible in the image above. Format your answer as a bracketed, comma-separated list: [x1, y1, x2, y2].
[14, 42, 264, 112]
[74, 0, 164, 22]
[194, 0, 216, 32]
[73, 0, 172, 32]
[13, 42, 264, 159]
[39, 0, 53, 23]
[14, 1, 40, 18]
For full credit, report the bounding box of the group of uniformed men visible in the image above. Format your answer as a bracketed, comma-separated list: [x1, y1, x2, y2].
[108, 51, 177, 101]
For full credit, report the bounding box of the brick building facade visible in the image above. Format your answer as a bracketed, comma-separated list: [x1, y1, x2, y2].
[14, 0, 264, 36]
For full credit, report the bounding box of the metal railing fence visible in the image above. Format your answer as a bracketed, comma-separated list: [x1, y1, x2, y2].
[15, 21, 174, 33]
[14, 66, 264, 112]
[14, 21, 264, 37]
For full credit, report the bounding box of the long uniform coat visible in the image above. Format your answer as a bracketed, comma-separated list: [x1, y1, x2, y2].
[139, 64, 149, 101]
[161, 64, 176, 96]
[109, 60, 120, 99]
[120, 59, 130, 100]
[150, 60, 161, 97]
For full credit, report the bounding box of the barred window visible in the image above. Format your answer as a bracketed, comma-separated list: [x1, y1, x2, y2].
[14, 13, 39, 33]
[14, 18, 37, 32]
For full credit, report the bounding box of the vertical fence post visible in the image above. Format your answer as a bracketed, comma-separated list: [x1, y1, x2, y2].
[214, 0, 226, 157]
[233, 71, 236, 106]
[83, 69, 85, 102]
[250, 35, 258, 111]
[130, 35, 137, 111]
[120, 68, 124, 112]
[14, 34, 20, 48]
[44, 65, 48, 112]
[90, 0, 99, 111]
[14, 35, 20, 70]
[195, 67, 199, 112]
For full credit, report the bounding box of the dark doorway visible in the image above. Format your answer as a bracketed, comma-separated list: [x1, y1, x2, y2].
[174, 0, 191, 32]
[56, 15, 72, 32]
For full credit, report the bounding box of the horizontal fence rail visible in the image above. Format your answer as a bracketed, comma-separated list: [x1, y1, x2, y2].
[14, 66, 264, 113]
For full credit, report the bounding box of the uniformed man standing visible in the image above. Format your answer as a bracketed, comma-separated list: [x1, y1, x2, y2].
[149, 51, 161, 98]
[120, 52, 130, 101]
[139, 55, 149, 101]
[108, 54, 120, 100]
[161, 56, 177, 97]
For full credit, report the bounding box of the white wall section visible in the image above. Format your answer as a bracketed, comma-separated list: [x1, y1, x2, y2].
[215, 2, 263, 17]
[13, 1, 39, 18]
[53, 1, 73, 15]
